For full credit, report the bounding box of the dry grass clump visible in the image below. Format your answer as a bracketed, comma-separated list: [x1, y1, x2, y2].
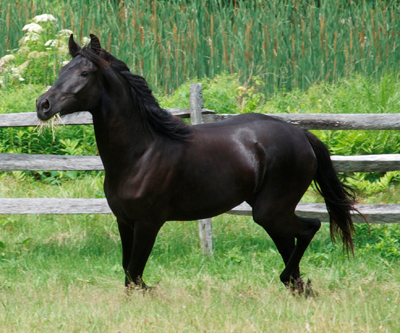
[36, 114, 64, 141]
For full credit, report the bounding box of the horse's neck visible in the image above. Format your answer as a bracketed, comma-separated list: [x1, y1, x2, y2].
[91, 90, 153, 174]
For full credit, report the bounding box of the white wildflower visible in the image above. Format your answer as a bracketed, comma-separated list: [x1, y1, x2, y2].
[9, 67, 24, 81]
[17, 46, 30, 56]
[32, 14, 57, 23]
[19, 32, 41, 45]
[19, 77, 25, 81]
[22, 23, 44, 33]
[44, 39, 66, 48]
[57, 29, 74, 38]
[82, 36, 91, 46]
[44, 39, 54, 46]
[17, 61, 30, 73]
[0, 54, 15, 66]
[27, 51, 47, 60]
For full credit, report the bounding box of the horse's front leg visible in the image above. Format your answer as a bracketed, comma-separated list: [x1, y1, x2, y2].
[117, 219, 135, 287]
[121, 220, 163, 289]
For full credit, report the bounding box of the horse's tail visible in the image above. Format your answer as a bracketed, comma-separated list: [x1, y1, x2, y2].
[304, 130, 361, 255]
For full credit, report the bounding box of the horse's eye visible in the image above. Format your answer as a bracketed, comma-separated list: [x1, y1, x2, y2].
[81, 71, 89, 77]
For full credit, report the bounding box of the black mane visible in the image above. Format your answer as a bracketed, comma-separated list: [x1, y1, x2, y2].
[77, 46, 193, 141]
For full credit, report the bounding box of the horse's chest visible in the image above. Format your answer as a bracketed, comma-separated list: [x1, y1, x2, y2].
[104, 172, 172, 220]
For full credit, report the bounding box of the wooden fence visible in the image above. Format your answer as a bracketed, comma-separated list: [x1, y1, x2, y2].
[2, 84, 400, 253]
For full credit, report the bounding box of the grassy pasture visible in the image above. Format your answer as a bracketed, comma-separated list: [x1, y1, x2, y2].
[1, 175, 400, 332]
[1, 17, 400, 327]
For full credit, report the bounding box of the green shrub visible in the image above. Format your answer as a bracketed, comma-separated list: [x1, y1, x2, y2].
[0, 14, 76, 88]
[158, 73, 265, 114]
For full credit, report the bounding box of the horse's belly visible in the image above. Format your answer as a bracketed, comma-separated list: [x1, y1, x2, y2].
[168, 200, 243, 221]
[167, 174, 255, 221]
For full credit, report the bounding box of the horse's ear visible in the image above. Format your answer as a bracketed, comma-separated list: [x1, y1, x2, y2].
[68, 34, 81, 57]
[89, 34, 102, 55]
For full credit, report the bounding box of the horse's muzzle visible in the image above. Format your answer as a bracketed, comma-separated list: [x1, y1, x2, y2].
[36, 95, 55, 121]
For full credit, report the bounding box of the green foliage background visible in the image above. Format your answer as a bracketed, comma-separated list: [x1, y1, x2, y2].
[3, 0, 400, 94]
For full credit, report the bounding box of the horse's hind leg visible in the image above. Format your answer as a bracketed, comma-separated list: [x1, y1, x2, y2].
[255, 209, 321, 290]
[251, 172, 320, 291]
[278, 215, 321, 286]
[264, 233, 299, 285]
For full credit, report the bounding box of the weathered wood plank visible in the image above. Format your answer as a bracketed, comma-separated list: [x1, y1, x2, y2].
[0, 109, 215, 128]
[331, 154, 400, 172]
[0, 198, 112, 214]
[211, 113, 400, 130]
[3, 112, 400, 130]
[228, 202, 400, 224]
[0, 198, 398, 224]
[190, 83, 214, 255]
[1, 153, 400, 173]
[0, 153, 103, 171]
[0, 112, 94, 127]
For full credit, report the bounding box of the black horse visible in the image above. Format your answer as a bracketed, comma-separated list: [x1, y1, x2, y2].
[37, 35, 359, 292]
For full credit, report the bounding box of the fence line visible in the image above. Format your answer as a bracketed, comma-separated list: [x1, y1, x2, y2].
[1, 153, 400, 173]
[0, 198, 398, 224]
[3, 112, 400, 130]
[2, 87, 400, 254]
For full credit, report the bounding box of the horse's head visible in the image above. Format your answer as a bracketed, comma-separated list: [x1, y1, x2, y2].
[37, 34, 105, 121]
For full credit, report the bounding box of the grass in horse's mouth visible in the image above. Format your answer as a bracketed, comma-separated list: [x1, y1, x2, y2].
[36, 113, 64, 141]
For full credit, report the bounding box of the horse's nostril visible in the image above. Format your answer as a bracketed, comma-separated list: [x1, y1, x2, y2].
[42, 99, 50, 109]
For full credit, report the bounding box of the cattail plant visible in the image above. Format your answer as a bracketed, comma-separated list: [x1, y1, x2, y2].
[2, 0, 400, 94]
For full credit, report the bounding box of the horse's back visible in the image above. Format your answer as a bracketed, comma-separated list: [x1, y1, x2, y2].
[194, 113, 313, 161]
[169, 113, 317, 220]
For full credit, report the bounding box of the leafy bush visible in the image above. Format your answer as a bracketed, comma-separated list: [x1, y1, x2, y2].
[0, 84, 97, 162]
[355, 223, 400, 260]
[0, 14, 76, 88]
[158, 73, 265, 114]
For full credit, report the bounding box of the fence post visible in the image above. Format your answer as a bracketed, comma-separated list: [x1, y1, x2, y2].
[190, 83, 214, 255]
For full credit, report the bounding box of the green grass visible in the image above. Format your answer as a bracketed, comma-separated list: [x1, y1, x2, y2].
[0, 173, 400, 331]
[1, 207, 400, 331]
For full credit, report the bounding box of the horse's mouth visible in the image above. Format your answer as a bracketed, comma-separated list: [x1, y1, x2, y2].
[36, 98, 58, 121]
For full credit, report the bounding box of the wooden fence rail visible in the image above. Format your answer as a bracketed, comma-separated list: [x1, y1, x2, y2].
[3, 111, 400, 130]
[2, 86, 400, 253]
[2, 153, 400, 173]
[0, 198, 399, 224]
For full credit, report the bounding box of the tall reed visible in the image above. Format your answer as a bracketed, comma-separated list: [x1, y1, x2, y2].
[2, 0, 400, 94]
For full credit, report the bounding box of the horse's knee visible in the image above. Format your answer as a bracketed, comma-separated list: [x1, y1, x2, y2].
[252, 207, 291, 229]
[296, 217, 321, 241]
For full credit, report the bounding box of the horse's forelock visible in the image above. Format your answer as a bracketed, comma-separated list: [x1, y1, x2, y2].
[77, 47, 110, 69]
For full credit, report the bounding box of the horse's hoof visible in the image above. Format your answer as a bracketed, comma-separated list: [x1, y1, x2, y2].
[283, 276, 305, 295]
[125, 279, 152, 292]
[304, 279, 318, 298]
[293, 277, 305, 295]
